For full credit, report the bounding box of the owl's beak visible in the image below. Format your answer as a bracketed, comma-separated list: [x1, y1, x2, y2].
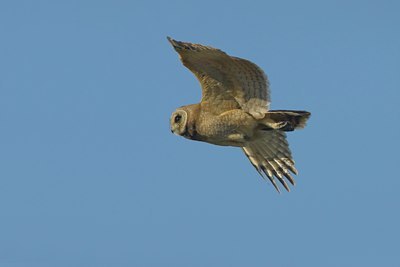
[171, 128, 180, 136]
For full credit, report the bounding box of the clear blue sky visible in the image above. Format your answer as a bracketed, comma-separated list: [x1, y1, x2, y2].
[1, 1, 399, 266]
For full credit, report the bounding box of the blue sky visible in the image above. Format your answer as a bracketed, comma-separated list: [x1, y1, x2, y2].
[1, 0, 399, 266]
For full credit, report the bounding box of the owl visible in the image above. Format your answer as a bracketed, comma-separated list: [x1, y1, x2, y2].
[168, 37, 310, 192]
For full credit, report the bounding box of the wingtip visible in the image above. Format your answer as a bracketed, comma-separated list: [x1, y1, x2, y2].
[266, 175, 282, 193]
[166, 36, 182, 51]
[273, 182, 281, 194]
[260, 166, 281, 193]
[166, 36, 174, 45]
[283, 171, 296, 186]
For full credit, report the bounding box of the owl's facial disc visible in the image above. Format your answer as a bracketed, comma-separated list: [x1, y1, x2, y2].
[170, 110, 188, 136]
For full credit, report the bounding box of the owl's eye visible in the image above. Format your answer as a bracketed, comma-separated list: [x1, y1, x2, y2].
[174, 114, 182, 123]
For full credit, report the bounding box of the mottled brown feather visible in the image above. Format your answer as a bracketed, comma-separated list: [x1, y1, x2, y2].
[167, 37, 270, 118]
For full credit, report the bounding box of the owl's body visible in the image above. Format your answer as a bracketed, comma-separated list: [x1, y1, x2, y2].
[168, 37, 310, 192]
[179, 104, 257, 147]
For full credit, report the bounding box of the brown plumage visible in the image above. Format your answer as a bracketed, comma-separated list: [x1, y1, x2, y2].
[168, 37, 310, 192]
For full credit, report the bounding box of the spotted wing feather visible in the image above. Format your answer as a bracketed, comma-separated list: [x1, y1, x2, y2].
[242, 130, 298, 192]
[167, 37, 270, 118]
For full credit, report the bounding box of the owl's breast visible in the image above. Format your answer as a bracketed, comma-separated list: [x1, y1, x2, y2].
[192, 111, 255, 147]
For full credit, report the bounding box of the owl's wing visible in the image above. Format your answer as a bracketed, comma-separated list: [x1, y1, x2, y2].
[168, 37, 270, 118]
[242, 131, 297, 193]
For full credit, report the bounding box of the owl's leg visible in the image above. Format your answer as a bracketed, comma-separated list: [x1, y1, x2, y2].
[227, 133, 248, 143]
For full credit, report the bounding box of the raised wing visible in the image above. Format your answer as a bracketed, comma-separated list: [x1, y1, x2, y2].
[242, 130, 297, 192]
[167, 37, 270, 118]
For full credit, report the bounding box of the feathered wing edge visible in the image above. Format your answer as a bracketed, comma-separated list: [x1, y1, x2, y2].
[242, 131, 298, 193]
[167, 37, 271, 119]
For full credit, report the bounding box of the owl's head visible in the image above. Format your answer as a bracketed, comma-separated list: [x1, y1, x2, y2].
[170, 109, 188, 136]
[170, 104, 200, 140]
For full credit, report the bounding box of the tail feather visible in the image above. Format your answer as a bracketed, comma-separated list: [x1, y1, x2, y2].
[260, 110, 311, 131]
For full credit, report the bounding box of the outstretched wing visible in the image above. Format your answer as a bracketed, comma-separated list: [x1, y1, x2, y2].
[242, 131, 298, 192]
[167, 37, 270, 118]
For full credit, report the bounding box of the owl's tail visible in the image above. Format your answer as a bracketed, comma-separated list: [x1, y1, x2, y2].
[259, 110, 311, 131]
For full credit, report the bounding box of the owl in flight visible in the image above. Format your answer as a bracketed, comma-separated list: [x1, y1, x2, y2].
[168, 37, 310, 192]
